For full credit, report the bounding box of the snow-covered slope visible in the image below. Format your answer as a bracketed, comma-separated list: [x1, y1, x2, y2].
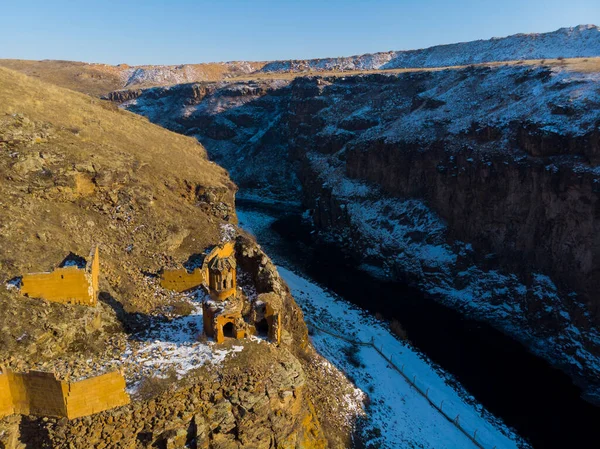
[259, 51, 396, 74]
[259, 25, 600, 73]
[284, 267, 524, 449]
[385, 24, 600, 69]
[121, 61, 261, 87]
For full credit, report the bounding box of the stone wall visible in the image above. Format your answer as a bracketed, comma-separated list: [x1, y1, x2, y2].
[265, 301, 282, 344]
[203, 306, 246, 343]
[90, 246, 99, 298]
[6, 370, 67, 417]
[64, 372, 130, 419]
[159, 268, 204, 292]
[20, 247, 99, 306]
[0, 369, 129, 420]
[160, 242, 236, 297]
[0, 372, 14, 417]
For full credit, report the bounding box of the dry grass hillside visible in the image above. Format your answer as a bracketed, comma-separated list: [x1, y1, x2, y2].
[0, 59, 267, 96]
[0, 59, 127, 97]
[0, 66, 236, 372]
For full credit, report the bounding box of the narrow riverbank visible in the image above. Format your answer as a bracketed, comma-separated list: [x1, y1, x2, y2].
[237, 203, 523, 449]
[236, 199, 600, 449]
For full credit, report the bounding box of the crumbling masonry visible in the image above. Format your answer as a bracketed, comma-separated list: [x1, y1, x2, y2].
[161, 242, 282, 344]
[0, 368, 130, 420]
[20, 247, 99, 306]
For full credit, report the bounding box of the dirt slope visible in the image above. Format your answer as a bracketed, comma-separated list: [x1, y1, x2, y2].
[0, 63, 235, 370]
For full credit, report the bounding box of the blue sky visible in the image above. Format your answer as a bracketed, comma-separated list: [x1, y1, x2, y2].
[2, 0, 599, 65]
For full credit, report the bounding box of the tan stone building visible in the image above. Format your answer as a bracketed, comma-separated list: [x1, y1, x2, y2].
[161, 242, 281, 344]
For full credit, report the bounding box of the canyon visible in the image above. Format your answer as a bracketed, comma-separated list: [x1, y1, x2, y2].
[112, 52, 600, 406]
[2, 23, 600, 448]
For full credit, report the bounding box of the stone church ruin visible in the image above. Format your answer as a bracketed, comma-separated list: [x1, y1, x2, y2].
[161, 242, 282, 344]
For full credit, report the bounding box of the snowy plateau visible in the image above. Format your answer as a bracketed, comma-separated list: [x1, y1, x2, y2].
[259, 25, 600, 73]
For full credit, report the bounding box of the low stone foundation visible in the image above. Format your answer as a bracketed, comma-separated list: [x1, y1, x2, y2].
[0, 368, 130, 420]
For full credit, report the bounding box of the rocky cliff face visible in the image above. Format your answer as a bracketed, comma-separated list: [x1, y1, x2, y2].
[117, 62, 600, 402]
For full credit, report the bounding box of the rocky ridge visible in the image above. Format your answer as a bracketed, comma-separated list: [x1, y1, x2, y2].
[259, 24, 600, 73]
[0, 59, 266, 97]
[2, 25, 600, 98]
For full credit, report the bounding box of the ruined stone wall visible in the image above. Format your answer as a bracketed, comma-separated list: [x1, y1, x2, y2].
[266, 306, 282, 344]
[21, 267, 94, 305]
[0, 372, 14, 417]
[203, 304, 246, 343]
[89, 246, 99, 297]
[20, 247, 99, 306]
[160, 268, 204, 292]
[64, 371, 130, 419]
[160, 242, 237, 295]
[7, 370, 67, 417]
[0, 370, 129, 420]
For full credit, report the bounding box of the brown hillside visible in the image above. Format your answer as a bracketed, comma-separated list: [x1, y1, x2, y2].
[0, 59, 267, 96]
[0, 65, 236, 368]
[0, 59, 127, 97]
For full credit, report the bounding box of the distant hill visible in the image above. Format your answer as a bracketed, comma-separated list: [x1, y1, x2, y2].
[1, 25, 599, 96]
[259, 24, 600, 72]
[0, 59, 265, 96]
